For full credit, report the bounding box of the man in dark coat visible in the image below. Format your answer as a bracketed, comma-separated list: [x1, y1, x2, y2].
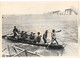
[13, 26, 19, 38]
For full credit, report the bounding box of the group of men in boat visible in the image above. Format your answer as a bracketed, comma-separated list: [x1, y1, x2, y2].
[13, 26, 61, 45]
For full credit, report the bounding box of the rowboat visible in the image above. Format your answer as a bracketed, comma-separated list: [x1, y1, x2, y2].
[4, 35, 64, 49]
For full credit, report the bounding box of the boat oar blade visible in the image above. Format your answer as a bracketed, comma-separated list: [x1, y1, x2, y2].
[2, 33, 13, 38]
[2, 35, 7, 38]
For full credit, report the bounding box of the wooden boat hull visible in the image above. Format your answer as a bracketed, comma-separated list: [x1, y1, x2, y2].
[6, 36, 64, 49]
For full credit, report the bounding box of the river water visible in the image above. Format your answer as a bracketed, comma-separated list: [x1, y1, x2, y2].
[2, 15, 78, 56]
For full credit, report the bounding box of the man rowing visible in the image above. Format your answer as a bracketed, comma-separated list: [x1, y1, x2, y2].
[21, 31, 28, 40]
[30, 32, 34, 40]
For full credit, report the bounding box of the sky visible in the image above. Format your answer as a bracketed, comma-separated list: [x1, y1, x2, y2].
[1, 1, 78, 15]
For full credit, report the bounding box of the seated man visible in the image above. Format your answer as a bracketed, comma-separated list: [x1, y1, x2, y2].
[22, 32, 28, 40]
[30, 32, 33, 40]
[36, 32, 42, 44]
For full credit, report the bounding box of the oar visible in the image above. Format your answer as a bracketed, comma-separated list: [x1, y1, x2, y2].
[56, 30, 62, 32]
[46, 42, 51, 48]
[2, 33, 13, 38]
[2, 34, 9, 38]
